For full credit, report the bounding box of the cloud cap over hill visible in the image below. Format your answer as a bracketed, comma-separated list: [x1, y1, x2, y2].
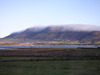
[48, 24, 100, 31]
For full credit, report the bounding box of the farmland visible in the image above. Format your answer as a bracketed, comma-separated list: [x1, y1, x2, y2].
[0, 47, 100, 75]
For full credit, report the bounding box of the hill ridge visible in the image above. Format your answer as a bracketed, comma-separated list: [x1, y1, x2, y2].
[3, 24, 100, 44]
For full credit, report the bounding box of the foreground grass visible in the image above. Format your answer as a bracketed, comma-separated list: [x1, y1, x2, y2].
[0, 60, 100, 75]
[0, 48, 100, 75]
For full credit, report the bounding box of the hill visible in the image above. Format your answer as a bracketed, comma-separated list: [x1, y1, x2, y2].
[3, 25, 100, 44]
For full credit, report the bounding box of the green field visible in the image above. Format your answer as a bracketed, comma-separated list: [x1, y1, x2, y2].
[0, 59, 100, 75]
[0, 48, 100, 75]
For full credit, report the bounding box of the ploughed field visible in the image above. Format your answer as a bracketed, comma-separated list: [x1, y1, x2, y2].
[0, 47, 100, 75]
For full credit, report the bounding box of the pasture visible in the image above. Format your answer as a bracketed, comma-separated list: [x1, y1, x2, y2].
[0, 47, 100, 75]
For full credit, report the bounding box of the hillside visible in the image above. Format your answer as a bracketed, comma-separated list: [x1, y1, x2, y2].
[3, 25, 100, 44]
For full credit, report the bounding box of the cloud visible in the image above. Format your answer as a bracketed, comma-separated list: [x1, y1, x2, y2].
[49, 24, 100, 31]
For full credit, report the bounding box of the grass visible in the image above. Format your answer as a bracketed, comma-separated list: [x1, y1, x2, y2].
[0, 60, 100, 75]
[0, 47, 100, 75]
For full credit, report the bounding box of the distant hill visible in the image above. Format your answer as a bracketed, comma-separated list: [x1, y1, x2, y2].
[4, 24, 100, 44]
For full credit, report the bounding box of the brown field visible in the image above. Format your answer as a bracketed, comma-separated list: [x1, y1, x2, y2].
[0, 47, 100, 60]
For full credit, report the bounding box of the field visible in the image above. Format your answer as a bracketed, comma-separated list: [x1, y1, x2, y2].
[0, 60, 100, 75]
[0, 47, 100, 75]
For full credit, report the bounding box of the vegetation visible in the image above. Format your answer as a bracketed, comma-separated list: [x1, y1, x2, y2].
[0, 47, 100, 75]
[0, 38, 100, 46]
[0, 58, 100, 75]
[0, 48, 100, 60]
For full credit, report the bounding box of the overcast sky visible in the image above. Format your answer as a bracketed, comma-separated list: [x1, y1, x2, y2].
[0, 0, 100, 38]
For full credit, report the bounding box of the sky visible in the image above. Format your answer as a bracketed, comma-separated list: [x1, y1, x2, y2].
[0, 0, 100, 38]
